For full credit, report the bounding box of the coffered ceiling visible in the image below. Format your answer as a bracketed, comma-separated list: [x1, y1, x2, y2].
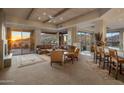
[3, 8, 96, 25]
[4, 8, 124, 33]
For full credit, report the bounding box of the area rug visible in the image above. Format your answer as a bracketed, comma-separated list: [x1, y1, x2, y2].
[18, 54, 50, 68]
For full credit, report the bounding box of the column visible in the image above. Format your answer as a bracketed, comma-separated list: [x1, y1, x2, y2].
[59, 33, 62, 46]
[67, 26, 78, 46]
[30, 30, 35, 51]
[67, 29, 72, 45]
[95, 20, 107, 42]
[56, 32, 59, 46]
[91, 32, 95, 44]
[120, 31, 124, 50]
[34, 29, 41, 48]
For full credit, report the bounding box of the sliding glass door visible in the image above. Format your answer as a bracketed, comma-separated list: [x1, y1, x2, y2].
[21, 32, 31, 54]
[77, 32, 92, 51]
[11, 31, 32, 55]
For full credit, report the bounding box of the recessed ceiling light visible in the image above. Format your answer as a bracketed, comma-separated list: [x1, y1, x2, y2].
[38, 17, 41, 20]
[43, 12, 46, 16]
[41, 33, 45, 35]
[60, 17, 63, 20]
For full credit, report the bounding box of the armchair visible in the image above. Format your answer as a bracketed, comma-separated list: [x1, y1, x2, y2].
[51, 51, 64, 66]
[74, 48, 80, 61]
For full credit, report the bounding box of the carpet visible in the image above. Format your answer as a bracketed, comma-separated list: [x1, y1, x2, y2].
[18, 54, 50, 68]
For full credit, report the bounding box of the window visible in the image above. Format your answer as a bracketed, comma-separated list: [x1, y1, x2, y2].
[77, 32, 92, 51]
[40, 33, 57, 45]
[106, 32, 120, 48]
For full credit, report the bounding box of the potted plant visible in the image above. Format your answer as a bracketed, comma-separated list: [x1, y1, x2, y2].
[95, 32, 104, 46]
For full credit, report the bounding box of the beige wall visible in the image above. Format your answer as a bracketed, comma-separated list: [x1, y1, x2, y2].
[0, 9, 6, 69]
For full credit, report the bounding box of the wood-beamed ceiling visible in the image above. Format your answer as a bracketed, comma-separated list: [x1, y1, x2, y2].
[42, 8, 70, 23]
[4, 8, 112, 30]
[4, 8, 99, 25]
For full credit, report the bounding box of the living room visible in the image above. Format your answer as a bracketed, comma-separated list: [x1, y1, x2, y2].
[1, 8, 124, 85]
[1, 0, 124, 93]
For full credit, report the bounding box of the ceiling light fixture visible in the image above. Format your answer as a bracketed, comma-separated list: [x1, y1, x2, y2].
[60, 17, 63, 20]
[41, 33, 45, 35]
[43, 12, 46, 16]
[38, 17, 41, 20]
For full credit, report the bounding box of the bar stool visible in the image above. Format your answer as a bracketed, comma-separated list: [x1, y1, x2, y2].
[95, 46, 102, 64]
[109, 49, 124, 79]
[92, 45, 96, 61]
[98, 47, 104, 67]
[103, 51, 110, 69]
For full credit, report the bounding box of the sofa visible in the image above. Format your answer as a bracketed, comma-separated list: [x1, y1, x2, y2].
[36, 45, 53, 54]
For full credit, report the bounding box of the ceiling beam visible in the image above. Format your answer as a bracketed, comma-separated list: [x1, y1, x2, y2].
[57, 10, 100, 29]
[43, 8, 70, 23]
[57, 9, 97, 26]
[41, 31, 57, 34]
[26, 8, 35, 20]
[57, 9, 111, 28]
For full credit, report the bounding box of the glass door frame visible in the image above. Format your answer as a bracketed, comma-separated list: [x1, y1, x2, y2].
[11, 30, 33, 55]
